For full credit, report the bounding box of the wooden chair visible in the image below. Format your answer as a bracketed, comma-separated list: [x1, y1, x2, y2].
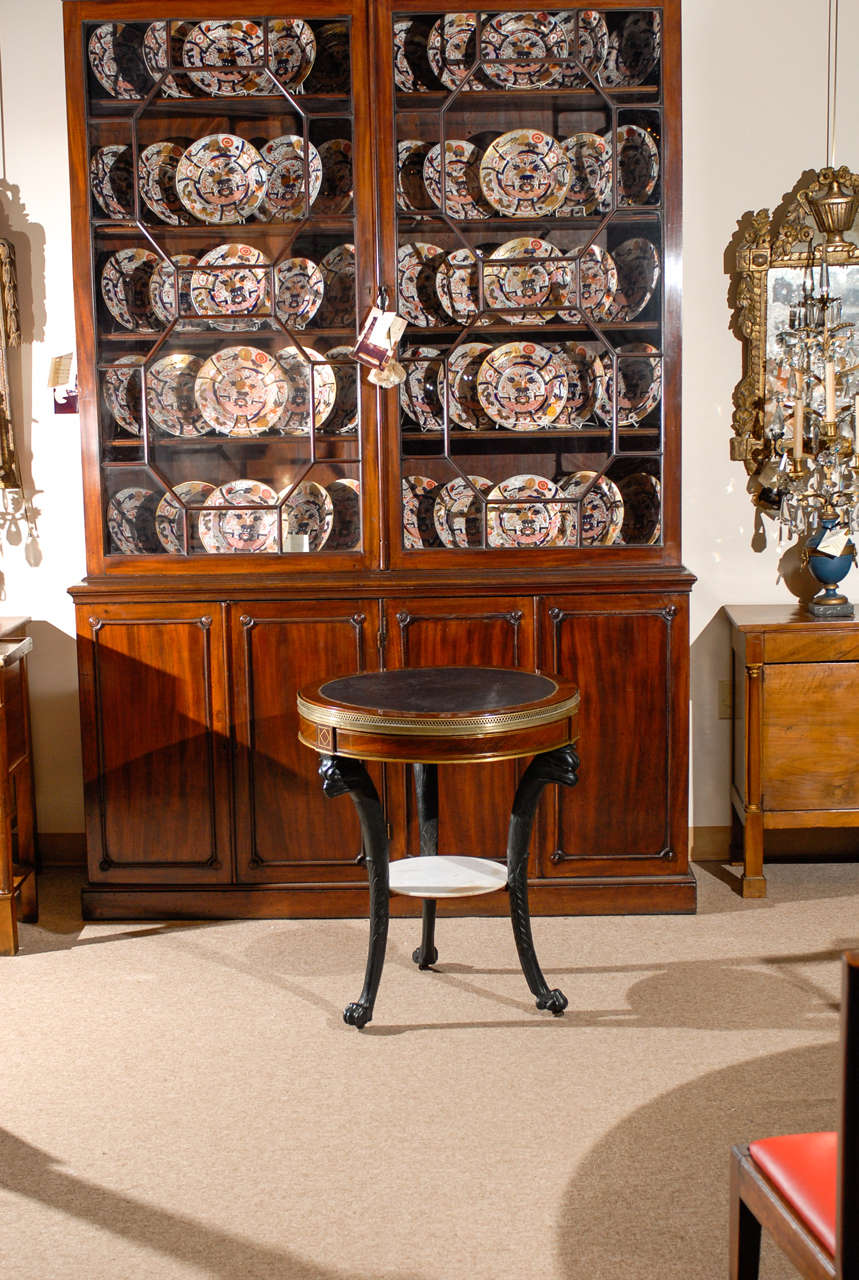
[729, 950, 859, 1279]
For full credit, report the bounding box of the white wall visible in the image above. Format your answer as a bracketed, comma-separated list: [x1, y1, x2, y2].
[0, 0, 854, 837]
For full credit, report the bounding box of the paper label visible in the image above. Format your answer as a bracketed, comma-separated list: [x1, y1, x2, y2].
[816, 527, 852, 557]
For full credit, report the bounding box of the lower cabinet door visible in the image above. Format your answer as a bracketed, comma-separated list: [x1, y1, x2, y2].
[383, 596, 535, 864]
[539, 595, 690, 876]
[231, 601, 381, 883]
[77, 603, 233, 884]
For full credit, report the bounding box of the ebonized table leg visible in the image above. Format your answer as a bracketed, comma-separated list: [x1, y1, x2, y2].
[319, 755, 389, 1029]
[506, 745, 580, 1015]
[411, 761, 439, 969]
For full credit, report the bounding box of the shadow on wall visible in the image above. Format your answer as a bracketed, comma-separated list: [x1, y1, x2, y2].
[27, 621, 84, 841]
[689, 609, 732, 832]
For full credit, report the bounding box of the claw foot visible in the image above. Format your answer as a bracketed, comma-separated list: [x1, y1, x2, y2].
[343, 1001, 372, 1028]
[412, 945, 438, 969]
[536, 989, 568, 1016]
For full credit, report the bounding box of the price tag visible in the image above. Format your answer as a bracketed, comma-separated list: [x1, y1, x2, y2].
[816, 526, 852, 557]
[352, 306, 407, 372]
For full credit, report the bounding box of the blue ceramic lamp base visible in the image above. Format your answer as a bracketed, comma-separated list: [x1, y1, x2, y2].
[805, 518, 856, 618]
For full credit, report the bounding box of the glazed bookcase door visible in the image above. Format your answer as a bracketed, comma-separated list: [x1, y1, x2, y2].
[376, 0, 678, 569]
[66, 1, 377, 575]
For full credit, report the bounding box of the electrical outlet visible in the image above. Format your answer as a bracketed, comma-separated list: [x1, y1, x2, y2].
[718, 680, 733, 720]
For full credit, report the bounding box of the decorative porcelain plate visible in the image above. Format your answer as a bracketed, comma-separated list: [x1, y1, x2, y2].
[268, 18, 317, 88]
[595, 342, 663, 426]
[90, 145, 133, 219]
[486, 474, 564, 549]
[318, 244, 356, 327]
[190, 243, 270, 329]
[476, 340, 568, 430]
[279, 480, 334, 552]
[155, 480, 216, 553]
[273, 345, 337, 434]
[545, 343, 600, 428]
[480, 11, 566, 89]
[423, 140, 489, 220]
[322, 347, 359, 435]
[149, 254, 198, 330]
[107, 487, 160, 554]
[101, 248, 160, 330]
[479, 129, 571, 218]
[401, 346, 444, 431]
[402, 475, 440, 549]
[559, 132, 612, 216]
[485, 237, 571, 325]
[175, 133, 268, 225]
[393, 17, 436, 91]
[275, 257, 324, 329]
[396, 141, 433, 213]
[614, 124, 659, 204]
[616, 471, 661, 544]
[198, 479, 279, 554]
[556, 10, 608, 86]
[302, 22, 350, 93]
[145, 353, 207, 436]
[88, 23, 151, 98]
[316, 139, 353, 215]
[601, 11, 662, 87]
[558, 244, 618, 323]
[103, 355, 143, 435]
[142, 21, 194, 97]
[603, 237, 661, 321]
[427, 13, 481, 91]
[138, 141, 192, 225]
[433, 475, 492, 548]
[397, 242, 445, 327]
[558, 470, 623, 546]
[181, 19, 267, 96]
[194, 345, 290, 436]
[326, 477, 361, 550]
[443, 341, 493, 429]
[257, 135, 322, 222]
[435, 248, 490, 326]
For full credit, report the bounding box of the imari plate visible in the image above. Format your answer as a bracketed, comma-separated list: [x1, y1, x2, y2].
[616, 471, 661, 544]
[321, 347, 359, 435]
[402, 475, 440, 548]
[198, 479, 279, 554]
[545, 343, 601, 428]
[145, 353, 208, 436]
[484, 237, 571, 325]
[303, 22, 350, 93]
[175, 134, 268, 225]
[433, 475, 492, 548]
[267, 18, 317, 88]
[90, 145, 133, 219]
[318, 244, 356, 327]
[435, 248, 491, 327]
[316, 139, 353, 215]
[558, 470, 624, 546]
[479, 129, 571, 218]
[480, 11, 566, 89]
[397, 141, 433, 213]
[195, 345, 290, 436]
[601, 11, 661, 87]
[181, 19, 267, 96]
[393, 17, 436, 91]
[326, 478, 361, 550]
[107, 487, 160, 554]
[603, 238, 660, 321]
[443, 342, 493, 429]
[275, 258, 324, 330]
[142, 22, 195, 97]
[595, 342, 662, 426]
[427, 13, 482, 91]
[190, 243, 270, 329]
[397, 242, 445, 327]
[476, 340, 568, 431]
[614, 124, 659, 204]
[101, 248, 160, 330]
[103, 356, 143, 435]
[486, 474, 564, 549]
[423, 140, 489, 220]
[155, 481, 215, 554]
[400, 346, 444, 432]
[138, 141, 192, 225]
[556, 10, 608, 86]
[279, 480, 334, 552]
[273, 345, 337, 434]
[558, 244, 618, 323]
[559, 132, 612, 216]
[88, 23, 151, 98]
[257, 135, 322, 222]
[149, 254, 198, 331]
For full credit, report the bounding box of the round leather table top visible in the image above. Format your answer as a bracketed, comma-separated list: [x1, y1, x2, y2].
[320, 667, 558, 715]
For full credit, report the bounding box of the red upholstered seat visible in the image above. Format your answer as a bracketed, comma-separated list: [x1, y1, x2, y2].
[749, 1133, 838, 1257]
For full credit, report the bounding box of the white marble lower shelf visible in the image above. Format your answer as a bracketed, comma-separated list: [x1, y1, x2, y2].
[388, 855, 509, 899]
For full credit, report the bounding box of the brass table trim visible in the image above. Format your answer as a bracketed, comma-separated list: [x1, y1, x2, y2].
[297, 688, 580, 738]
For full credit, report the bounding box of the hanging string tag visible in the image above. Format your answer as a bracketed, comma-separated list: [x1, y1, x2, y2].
[352, 286, 407, 385]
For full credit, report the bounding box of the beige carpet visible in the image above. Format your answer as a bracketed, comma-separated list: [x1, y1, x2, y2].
[2, 860, 857, 1280]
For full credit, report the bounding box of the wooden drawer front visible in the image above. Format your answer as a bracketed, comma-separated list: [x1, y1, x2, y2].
[232, 602, 380, 883]
[384, 597, 535, 864]
[763, 629, 859, 664]
[78, 606, 231, 884]
[762, 662, 859, 810]
[542, 599, 687, 875]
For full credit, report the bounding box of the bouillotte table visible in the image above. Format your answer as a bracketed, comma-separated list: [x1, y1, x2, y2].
[297, 666, 580, 1028]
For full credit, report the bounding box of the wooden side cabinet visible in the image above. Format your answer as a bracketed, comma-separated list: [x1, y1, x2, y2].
[0, 617, 37, 954]
[726, 604, 859, 897]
